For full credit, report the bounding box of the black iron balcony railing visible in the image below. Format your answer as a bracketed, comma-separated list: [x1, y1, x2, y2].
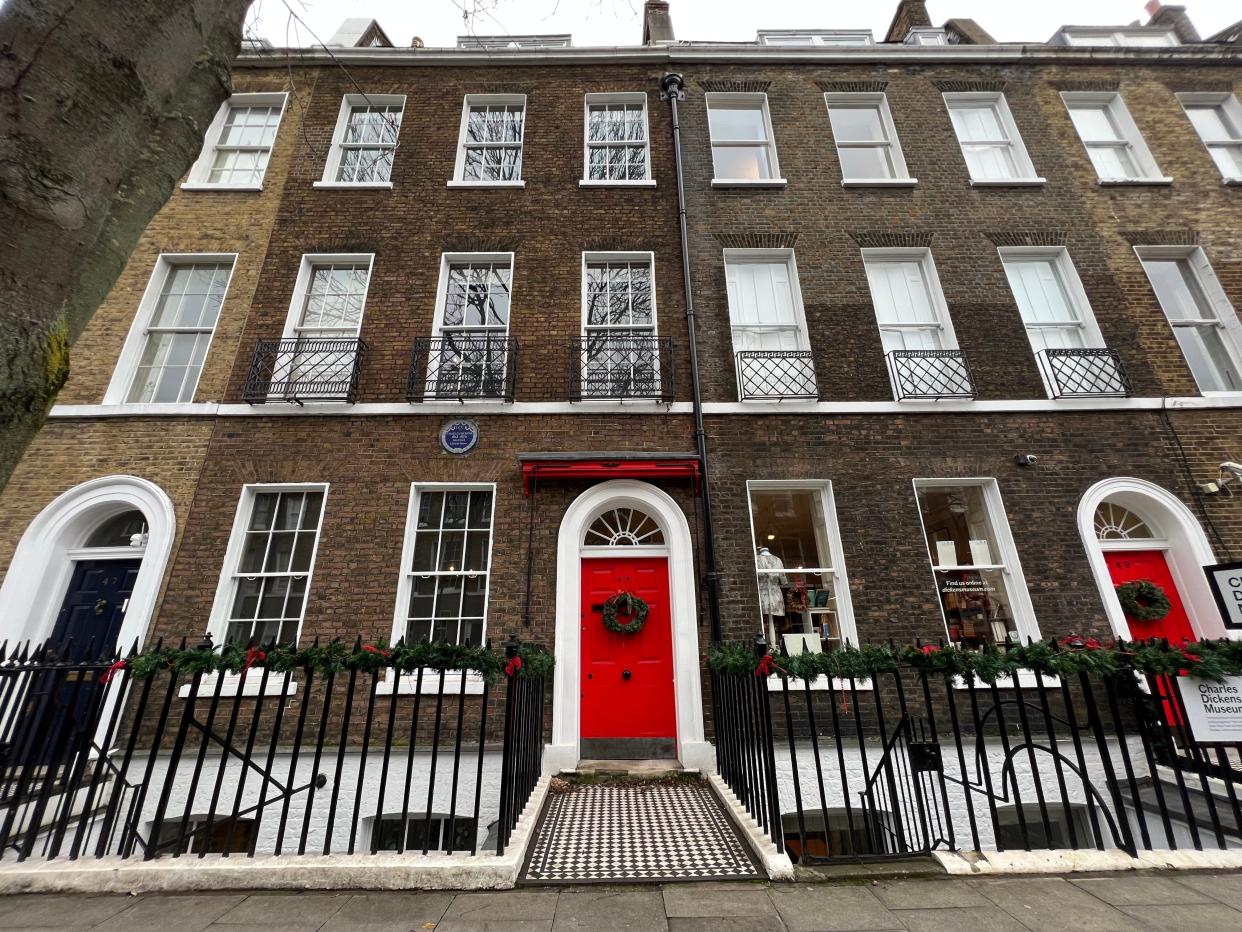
[569, 335, 674, 402]
[407, 336, 519, 402]
[242, 338, 367, 404]
[887, 349, 976, 400]
[1038, 348, 1131, 398]
[735, 350, 818, 400]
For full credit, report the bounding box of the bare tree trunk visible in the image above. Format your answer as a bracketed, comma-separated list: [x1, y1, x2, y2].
[0, 0, 252, 487]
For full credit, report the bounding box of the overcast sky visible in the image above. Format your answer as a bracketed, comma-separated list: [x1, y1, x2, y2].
[249, 0, 1239, 48]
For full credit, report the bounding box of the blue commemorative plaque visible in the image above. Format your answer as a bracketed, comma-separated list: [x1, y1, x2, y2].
[440, 418, 479, 454]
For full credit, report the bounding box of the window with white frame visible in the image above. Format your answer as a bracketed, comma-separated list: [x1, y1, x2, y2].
[216, 486, 327, 647]
[999, 249, 1103, 353]
[757, 30, 873, 46]
[184, 93, 287, 189]
[372, 813, 479, 853]
[904, 27, 949, 45]
[943, 93, 1041, 182]
[1062, 93, 1165, 182]
[724, 251, 815, 398]
[746, 483, 854, 651]
[399, 486, 494, 647]
[453, 95, 525, 183]
[286, 256, 372, 341]
[914, 480, 1036, 648]
[320, 94, 405, 185]
[581, 253, 659, 396]
[707, 93, 781, 182]
[428, 254, 513, 397]
[109, 255, 235, 405]
[825, 93, 912, 183]
[1057, 28, 1178, 47]
[1138, 248, 1242, 393]
[583, 93, 651, 183]
[1178, 94, 1242, 182]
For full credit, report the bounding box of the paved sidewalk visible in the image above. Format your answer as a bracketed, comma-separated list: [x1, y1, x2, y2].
[1, 872, 1242, 931]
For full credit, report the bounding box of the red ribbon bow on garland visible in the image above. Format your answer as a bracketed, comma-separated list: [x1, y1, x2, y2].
[505, 655, 523, 678]
[241, 647, 267, 678]
[100, 659, 127, 685]
[755, 654, 786, 678]
[362, 644, 392, 659]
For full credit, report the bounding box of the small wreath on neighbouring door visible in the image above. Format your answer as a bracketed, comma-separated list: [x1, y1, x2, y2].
[1114, 579, 1172, 622]
[602, 591, 650, 635]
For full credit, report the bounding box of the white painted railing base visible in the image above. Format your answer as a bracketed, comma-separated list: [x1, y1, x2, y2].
[706, 773, 795, 881]
[935, 847, 1242, 875]
[0, 777, 550, 895]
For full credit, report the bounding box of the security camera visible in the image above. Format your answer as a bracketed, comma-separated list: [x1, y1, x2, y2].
[1014, 454, 1037, 467]
[1222, 462, 1242, 480]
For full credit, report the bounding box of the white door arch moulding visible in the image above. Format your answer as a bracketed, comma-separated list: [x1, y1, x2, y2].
[547, 479, 711, 774]
[0, 475, 177, 650]
[1076, 477, 1231, 642]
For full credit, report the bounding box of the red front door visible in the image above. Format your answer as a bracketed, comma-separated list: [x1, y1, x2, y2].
[580, 555, 677, 759]
[1105, 549, 1195, 643]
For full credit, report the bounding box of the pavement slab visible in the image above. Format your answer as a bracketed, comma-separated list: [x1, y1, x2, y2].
[969, 877, 1142, 932]
[892, 905, 1030, 932]
[93, 895, 247, 932]
[1174, 872, 1242, 909]
[442, 889, 560, 923]
[213, 893, 351, 926]
[668, 916, 788, 931]
[552, 886, 671, 931]
[0, 894, 134, 930]
[1069, 875, 1215, 906]
[1117, 901, 1242, 929]
[318, 892, 454, 931]
[769, 885, 903, 932]
[662, 881, 774, 917]
[871, 879, 991, 910]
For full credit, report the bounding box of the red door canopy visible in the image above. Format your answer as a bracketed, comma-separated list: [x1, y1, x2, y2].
[580, 556, 676, 748]
[1106, 549, 1195, 643]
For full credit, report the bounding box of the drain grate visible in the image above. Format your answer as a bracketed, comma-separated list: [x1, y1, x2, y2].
[522, 781, 761, 883]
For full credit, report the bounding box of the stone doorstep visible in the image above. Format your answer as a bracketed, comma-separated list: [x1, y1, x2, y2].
[565, 759, 692, 779]
[0, 777, 552, 896]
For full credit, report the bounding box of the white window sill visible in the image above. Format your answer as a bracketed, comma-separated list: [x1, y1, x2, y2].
[179, 673, 300, 698]
[951, 672, 1060, 690]
[969, 177, 1047, 187]
[180, 182, 264, 192]
[312, 181, 394, 190]
[766, 674, 873, 692]
[711, 178, 788, 189]
[446, 180, 526, 188]
[578, 179, 657, 188]
[88, 402, 220, 416]
[1201, 390, 1242, 398]
[841, 178, 917, 187]
[1097, 176, 1174, 186]
[1223, 177, 1242, 186]
[376, 671, 486, 695]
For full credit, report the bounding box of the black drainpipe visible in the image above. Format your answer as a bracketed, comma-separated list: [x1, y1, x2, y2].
[661, 71, 723, 644]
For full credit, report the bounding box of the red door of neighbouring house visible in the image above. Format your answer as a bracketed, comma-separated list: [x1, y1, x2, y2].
[580, 555, 677, 759]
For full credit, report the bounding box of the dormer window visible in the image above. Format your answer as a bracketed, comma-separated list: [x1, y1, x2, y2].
[904, 28, 949, 46]
[756, 30, 873, 47]
[1055, 27, 1179, 47]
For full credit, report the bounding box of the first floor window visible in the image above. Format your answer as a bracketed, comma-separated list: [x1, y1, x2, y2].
[455, 95, 525, 182]
[582, 255, 658, 396]
[584, 93, 650, 181]
[914, 481, 1034, 649]
[725, 253, 814, 399]
[222, 486, 327, 647]
[124, 258, 233, 403]
[747, 483, 852, 651]
[401, 486, 494, 646]
[429, 255, 513, 398]
[373, 814, 478, 853]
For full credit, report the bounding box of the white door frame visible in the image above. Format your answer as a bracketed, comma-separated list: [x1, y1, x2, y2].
[546, 479, 711, 773]
[0, 475, 176, 651]
[1077, 477, 1231, 641]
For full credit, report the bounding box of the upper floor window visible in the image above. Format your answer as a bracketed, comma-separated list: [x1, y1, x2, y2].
[285, 256, 373, 341]
[1178, 93, 1242, 182]
[397, 485, 495, 647]
[106, 255, 236, 405]
[1057, 28, 1178, 47]
[825, 93, 912, 184]
[422, 253, 515, 401]
[725, 250, 816, 400]
[904, 28, 949, 45]
[451, 95, 525, 186]
[757, 30, 872, 46]
[943, 93, 1041, 183]
[183, 93, 287, 190]
[583, 93, 651, 184]
[1137, 247, 1242, 394]
[211, 485, 328, 647]
[707, 93, 782, 185]
[319, 94, 405, 186]
[1062, 92, 1166, 183]
[579, 253, 662, 399]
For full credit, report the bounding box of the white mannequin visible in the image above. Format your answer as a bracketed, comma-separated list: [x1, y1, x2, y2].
[755, 546, 788, 643]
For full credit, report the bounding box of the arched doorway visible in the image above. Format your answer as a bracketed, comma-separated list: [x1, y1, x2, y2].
[0, 476, 177, 653]
[548, 480, 710, 773]
[1077, 478, 1226, 641]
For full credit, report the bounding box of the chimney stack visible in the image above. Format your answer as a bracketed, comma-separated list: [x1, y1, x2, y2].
[642, 0, 676, 45]
[884, 0, 932, 43]
[1144, 2, 1201, 43]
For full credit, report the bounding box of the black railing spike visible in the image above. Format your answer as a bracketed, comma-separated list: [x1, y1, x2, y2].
[505, 634, 520, 658]
[178, 636, 188, 649]
[754, 633, 768, 658]
[353, 636, 363, 652]
[198, 631, 214, 651]
[128, 639, 141, 658]
[0, 641, 8, 662]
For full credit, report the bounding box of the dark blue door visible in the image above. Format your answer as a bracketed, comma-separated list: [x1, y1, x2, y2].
[50, 559, 141, 658]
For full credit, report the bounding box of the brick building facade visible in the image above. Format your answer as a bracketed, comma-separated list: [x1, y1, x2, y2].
[2, 1, 1241, 774]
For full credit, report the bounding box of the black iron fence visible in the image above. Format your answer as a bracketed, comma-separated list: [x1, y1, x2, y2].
[407, 336, 519, 403]
[886, 350, 976, 401]
[1037, 348, 1132, 398]
[242, 338, 368, 404]
[735, 351, 818, 400]
[0, 639, 547, 862]
[712, 644, 1242, 863]
[569, 336, 674, 401]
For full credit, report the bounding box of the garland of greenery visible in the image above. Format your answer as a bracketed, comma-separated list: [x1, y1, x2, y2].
[1114, 580, 1172, 622]
[601, 591, 650, 635]
[98, 640, 554, 684]
[708, 636, 1242, 685]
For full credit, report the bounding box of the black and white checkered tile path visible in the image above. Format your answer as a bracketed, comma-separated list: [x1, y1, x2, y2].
[523, 782, 760, 883]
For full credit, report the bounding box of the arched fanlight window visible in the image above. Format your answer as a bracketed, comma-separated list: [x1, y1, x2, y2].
[84, 510, 148, 548]
[584, 507, 665, 547]
[1094, 502, 1155, 541]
